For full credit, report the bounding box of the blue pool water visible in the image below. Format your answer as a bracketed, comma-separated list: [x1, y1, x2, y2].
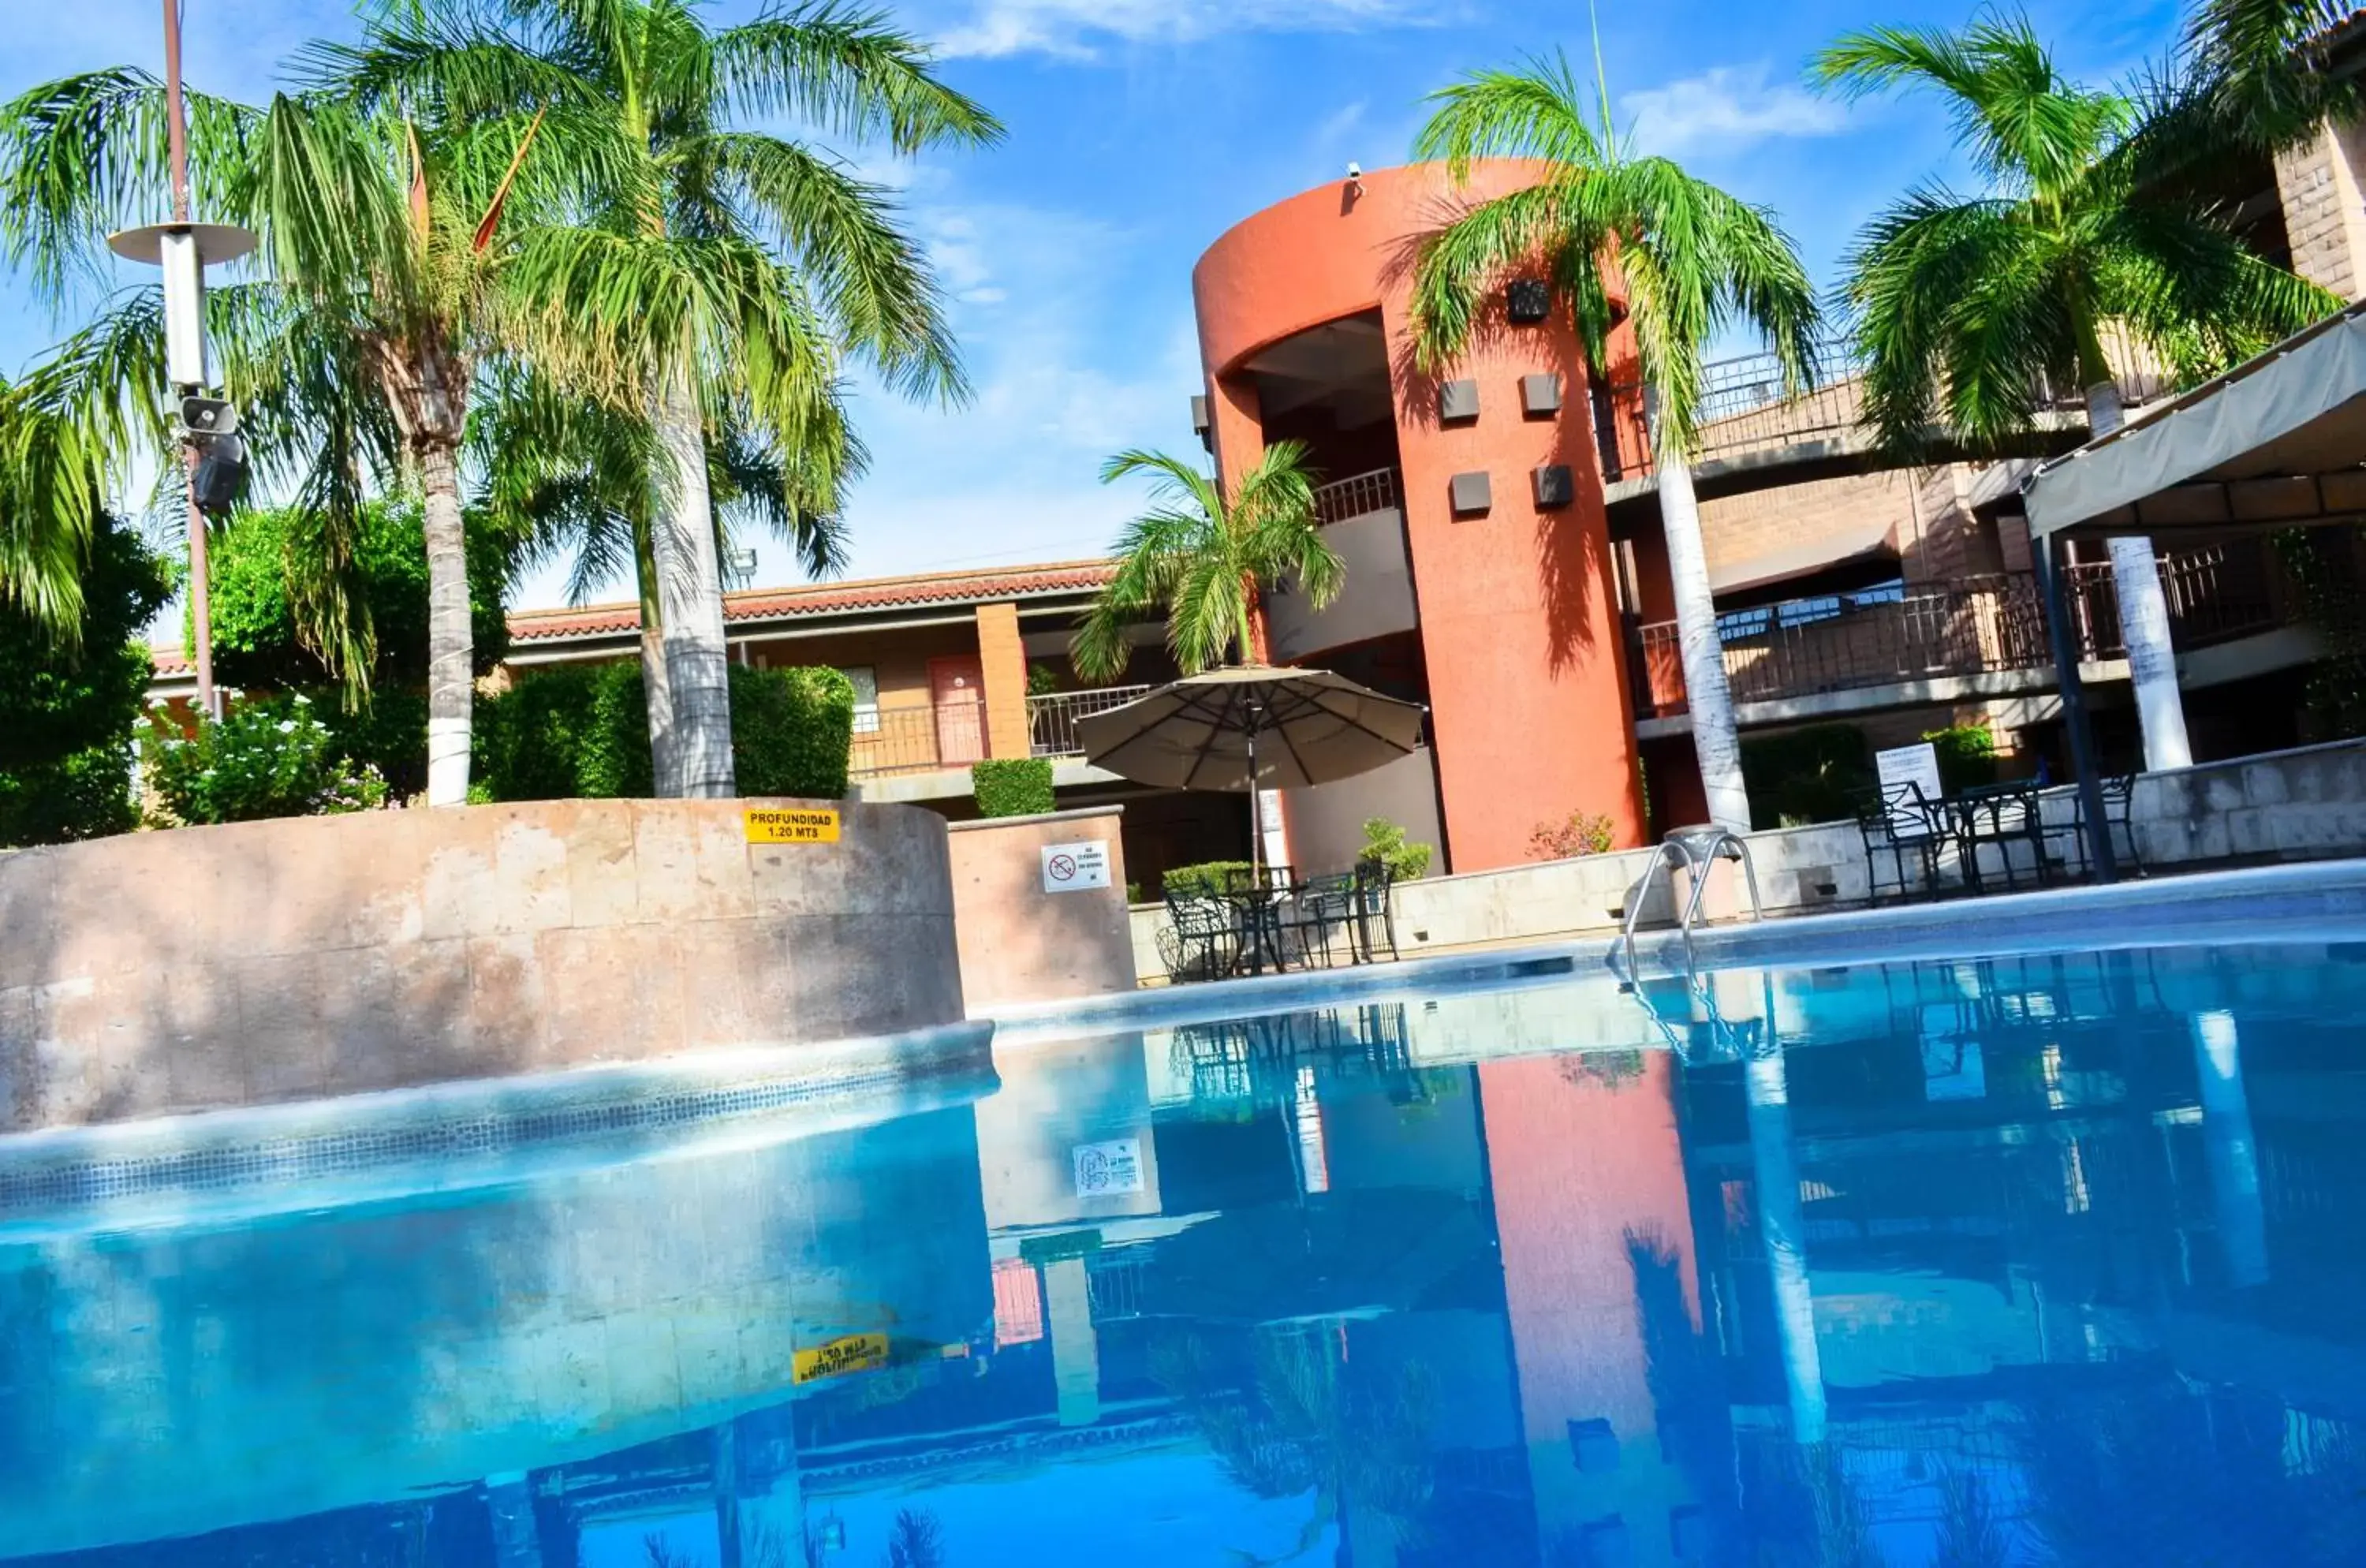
[9, 939, 2366, 1565]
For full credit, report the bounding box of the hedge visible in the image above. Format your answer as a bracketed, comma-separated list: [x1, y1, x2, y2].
[1924, 724, 1998, 793]
[1739, 723, 1873, 829]
[476, 662, 854, 801]
[972, 757, 1055, 818]
[0, 515, 170, 846]
[734, 664, 856, 799]
[1162, 861, 1254, 899]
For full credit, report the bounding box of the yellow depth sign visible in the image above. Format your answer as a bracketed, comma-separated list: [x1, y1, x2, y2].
[745, 807, 841, 845]
[793, 1331, 890, 1384]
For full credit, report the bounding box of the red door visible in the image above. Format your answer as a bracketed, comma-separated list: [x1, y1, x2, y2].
[930, 655, 987, 765]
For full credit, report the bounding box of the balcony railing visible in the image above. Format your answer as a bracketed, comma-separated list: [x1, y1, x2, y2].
[1630, 541, 2289, 719]
[1312, 467, 1400, 525]
[849, 706, 961, 778]
[1592, 329, 2174, 481]
[1028, 685, 1153, 758]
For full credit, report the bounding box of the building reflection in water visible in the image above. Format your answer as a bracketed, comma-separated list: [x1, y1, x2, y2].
[11, 944, 2366, 1565]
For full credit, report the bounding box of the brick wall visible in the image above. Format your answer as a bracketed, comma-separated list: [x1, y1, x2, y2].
[2275, 118, 2366, 300]
[1693, 464, 1999, 591]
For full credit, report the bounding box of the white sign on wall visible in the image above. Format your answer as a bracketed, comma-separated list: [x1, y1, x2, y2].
[1073, 1138, 1144, 1197]
[1874, 742, 1946, 839]
[1040, 840, 1112, 894]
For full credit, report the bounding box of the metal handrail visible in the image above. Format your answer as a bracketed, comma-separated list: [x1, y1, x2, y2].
[1311, 467, 1401, 525]
[1616, 827, 1765, 982]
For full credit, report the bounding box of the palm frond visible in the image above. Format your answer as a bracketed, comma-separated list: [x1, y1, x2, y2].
[2184, 0, 2364, 152]
[667, 131, 963, 401]
[1813, 19, 2131, 196]
[1413, 52, 1607, 177]
[711, 2, 1003, 155]
[1408, 179, 1593, 370]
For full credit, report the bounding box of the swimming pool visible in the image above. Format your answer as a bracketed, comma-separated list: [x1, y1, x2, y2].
[8, 878, 2366, 1564]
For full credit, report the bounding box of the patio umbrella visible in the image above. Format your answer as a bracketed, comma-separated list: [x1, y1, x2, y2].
[1075, 666, 1428, 883]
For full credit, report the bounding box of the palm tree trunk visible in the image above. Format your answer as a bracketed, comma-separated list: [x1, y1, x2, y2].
[1657, 448, 1750, 830]
[2082, 383, 2192, 771]
[651, 368, 736, 798]
[635, 517, 680, 797]
[420, 442, 474, 807]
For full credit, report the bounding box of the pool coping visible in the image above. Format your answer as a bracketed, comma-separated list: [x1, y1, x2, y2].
[987, 857, 2366, 1040]
[0, 1019, 998, 1236]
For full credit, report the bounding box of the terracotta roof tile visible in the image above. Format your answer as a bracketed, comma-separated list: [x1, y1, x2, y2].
[506, 558, 1118, 644]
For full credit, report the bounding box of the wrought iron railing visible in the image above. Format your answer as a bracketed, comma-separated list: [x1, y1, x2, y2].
[848, 705, 958, 778]
[1312, 466, 1401, 525]
[1592, 329, 2174, 480]
[1028, 684, 1152, 758]
[1631, 541, 2287, 719]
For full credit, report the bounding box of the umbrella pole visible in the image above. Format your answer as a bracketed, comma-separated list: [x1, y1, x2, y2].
[1248, 725, 1262, 889]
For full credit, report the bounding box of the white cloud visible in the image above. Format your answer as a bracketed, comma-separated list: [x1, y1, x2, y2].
[936, 0, 1433, 60]
[1622, 63, 1846, 159]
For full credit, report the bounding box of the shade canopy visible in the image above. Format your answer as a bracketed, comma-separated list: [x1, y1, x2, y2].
[2023, 300, 2366, 540]
[1076, 666, 1427, 793]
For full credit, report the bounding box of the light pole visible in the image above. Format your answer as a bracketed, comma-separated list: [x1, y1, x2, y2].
[104, 1, 253, 719]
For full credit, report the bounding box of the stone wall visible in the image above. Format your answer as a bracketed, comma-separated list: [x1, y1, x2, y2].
[0, 798, 961, 1133]
[946, 805, 1136, 1008]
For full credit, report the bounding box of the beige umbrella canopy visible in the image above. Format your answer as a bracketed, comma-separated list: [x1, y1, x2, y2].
[1077, 666, 1427, 880]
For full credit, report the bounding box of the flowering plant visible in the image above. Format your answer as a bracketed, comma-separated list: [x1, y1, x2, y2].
[142, 693, 390, 824]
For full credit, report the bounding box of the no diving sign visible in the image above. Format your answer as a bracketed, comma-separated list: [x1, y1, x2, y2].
[1041, 839, 1111, 894]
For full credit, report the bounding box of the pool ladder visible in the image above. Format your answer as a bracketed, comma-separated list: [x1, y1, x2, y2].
[1616, 827, 1765, 983]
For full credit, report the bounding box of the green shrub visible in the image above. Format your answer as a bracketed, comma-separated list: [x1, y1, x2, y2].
[475, 661, 854, 801]
[1162, 861, 1253, 899]
[972, 757, 1056, 818]
[475, 662, 652, 801]
[1923, 724, 1998, 793]
[733, 664, 856, 798]
[1741, 724, 1873, 829]
[143, 694, 389, 824]
[203, 499, 510, 689]
[1359, 816, 1434, 880]
[0, 515, 170, 846]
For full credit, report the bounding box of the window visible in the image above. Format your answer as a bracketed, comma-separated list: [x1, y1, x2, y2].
[843, 666, 880, 734]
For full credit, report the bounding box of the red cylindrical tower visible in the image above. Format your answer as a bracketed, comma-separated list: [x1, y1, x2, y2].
[1192, 161, 1645, 872]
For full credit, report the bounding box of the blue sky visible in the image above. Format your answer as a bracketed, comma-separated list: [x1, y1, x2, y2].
[1, 0, 2188, 610]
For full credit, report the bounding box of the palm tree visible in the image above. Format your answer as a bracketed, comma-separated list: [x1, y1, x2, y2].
[472, 364, 857, 756]
[1072, 441, 1342, 680]
[1814, 17, 2338, 772]
[0, 372, 112, 642]
[1409, 54, 1820, 832]
[0, 62, 614, 803]
[323, 0, 1000, 797]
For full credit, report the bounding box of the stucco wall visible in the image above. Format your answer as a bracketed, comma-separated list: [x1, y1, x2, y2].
[946, 806, 1137, 1008]
[1193, 161, 1648, 870]
[0, 798, 961, 1133]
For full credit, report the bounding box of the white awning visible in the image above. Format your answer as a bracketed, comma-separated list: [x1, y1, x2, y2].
[2022, 299, 2366, 540]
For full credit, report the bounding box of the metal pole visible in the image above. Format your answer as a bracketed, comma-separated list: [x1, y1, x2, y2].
[163, 0, 217, 719]
[2035, 531, 2117, 883]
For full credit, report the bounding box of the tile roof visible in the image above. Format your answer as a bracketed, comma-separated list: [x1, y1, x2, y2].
[147, 558, 1119, 672]
[505, 557, 1118, 644]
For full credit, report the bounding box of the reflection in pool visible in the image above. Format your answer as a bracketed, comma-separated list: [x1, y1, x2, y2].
[9, 943, 2366, 1564]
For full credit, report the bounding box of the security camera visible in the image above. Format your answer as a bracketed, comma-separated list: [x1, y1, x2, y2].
[1346, 162, 1363, 181]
